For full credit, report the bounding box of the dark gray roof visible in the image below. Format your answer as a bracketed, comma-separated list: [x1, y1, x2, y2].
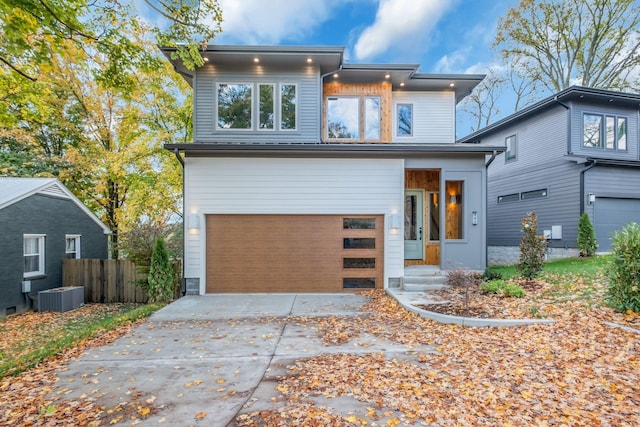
[159, 44, 484, 103]
[458, 86, 640, 143]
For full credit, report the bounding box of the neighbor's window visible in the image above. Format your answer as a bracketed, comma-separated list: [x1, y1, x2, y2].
[65, 235, 81, 259]
[280, 84, 297, 130]
[498, 193, 520, 204]
[583, 113, 628, 151]
[583, 114, 602, 148]
[397, 104, 413, 136]
[258, 84, 274, 130]
[505, 134, 517, 161]
[364, 97, 381, 140]
[217, 83, 252, 129]
[24, 234, 45, 277]
[327, 97, 360, 139]
[521, 189, 548, 200]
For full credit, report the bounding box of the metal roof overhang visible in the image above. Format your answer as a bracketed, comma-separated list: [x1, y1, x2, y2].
[165, 143, 505, 159]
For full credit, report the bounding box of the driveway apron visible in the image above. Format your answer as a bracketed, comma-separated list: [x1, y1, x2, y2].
[46, 294, 436, 426]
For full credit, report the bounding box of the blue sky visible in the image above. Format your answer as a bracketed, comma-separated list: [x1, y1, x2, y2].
[139, 0, 518, 136]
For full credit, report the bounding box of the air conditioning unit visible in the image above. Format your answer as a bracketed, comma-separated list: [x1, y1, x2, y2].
[38, 286, 84, 312]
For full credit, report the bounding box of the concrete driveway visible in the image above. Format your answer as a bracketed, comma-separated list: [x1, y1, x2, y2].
[47, 294, 435, 426]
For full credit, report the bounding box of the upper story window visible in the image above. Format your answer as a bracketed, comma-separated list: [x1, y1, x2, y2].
[24, 234, 45, 277]
[505, 134, 517, 161]
[583, 113, 627, 151]
[217, 82, 297, 131]
[397, 104, 413, 136]
[65, 235, 81, 259]
[326, 96, 381, 141]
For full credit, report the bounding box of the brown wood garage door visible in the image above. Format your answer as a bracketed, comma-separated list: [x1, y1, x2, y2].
[206, 214, 384, 293]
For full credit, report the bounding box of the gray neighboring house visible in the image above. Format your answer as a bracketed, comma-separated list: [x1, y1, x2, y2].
[459, 86, 640, 264]
[0, 178, 110, 315]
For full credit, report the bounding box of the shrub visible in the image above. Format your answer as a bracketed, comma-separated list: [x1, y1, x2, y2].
[481, 280, 525, 298]
[518, 212, 547, 279]
[147, 237, 174, 303]
[482, 268, 503, 281]
[606, 222, 640, 312]
[577, 213, 598, 257]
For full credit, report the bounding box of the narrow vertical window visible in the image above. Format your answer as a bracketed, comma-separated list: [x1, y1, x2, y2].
[428, 192, 440, 241]
[364, 97, 381, 140]
[445, 181, 463, 240]
[397, 104, 413, 136]
[258, 84, 274, 130]
[617, 117, 627, 150]
[280, 84, 297, 130]
[505, 134, 517, 161]
[606, 116, 615, 149]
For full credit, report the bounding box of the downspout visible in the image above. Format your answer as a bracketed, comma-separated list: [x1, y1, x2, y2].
[485, 149, 498, 167]
[553, 96, 572, 155]
[173, 148, 186, 295]
[484, 150, 498, 268]
[319, 65, 343, 143]
[579, 159, 596, 215]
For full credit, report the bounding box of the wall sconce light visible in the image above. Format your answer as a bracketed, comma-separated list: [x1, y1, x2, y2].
[390, 214, 400, 230]
[188, 214, 200, 230]
[450, 194, 458, 204]
[587, 193, 596, 205]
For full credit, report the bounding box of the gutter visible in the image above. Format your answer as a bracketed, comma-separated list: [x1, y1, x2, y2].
[485, 150, 498, 167]
[579, 159, 596, 214]
[172, 148, 186, 295]
[319, 65, 343, 143]
[553, 95, 572, 155]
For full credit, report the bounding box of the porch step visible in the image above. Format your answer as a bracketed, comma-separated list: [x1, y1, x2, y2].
[402, 266, 449, 292]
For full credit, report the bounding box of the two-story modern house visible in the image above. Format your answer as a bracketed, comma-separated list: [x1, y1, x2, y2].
[163, 45, 504, 294]
[459, 86, 640, 263]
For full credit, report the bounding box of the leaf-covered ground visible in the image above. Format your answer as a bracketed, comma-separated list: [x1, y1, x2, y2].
[238, 290, 640, 426]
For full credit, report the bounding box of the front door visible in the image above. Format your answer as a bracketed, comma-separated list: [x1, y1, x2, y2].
[404, 190, 424, 260]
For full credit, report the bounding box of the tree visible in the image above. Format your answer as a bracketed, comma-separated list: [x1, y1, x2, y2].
[495, 0, 640, 93]
[0, 0, 222, 84]
[577, 213, 598, 257]
[518, 212, 547, 280]
[458, 69, 505, 134]
[147, 237, 174, 303]
[606, 222, 640, 312]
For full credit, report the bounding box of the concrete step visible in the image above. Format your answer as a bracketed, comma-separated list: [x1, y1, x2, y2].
[402, 266, 448, 292]
[402, 283, 449, 292]
[402, 275, 447, 286]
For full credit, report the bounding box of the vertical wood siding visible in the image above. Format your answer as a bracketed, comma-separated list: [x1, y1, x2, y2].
[194, 64, 321, 143]
[391, 92, 455, 143]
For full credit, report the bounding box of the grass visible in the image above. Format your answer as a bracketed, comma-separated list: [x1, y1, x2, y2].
[0, 303, 164, 379]
[489, 254, 611, 280]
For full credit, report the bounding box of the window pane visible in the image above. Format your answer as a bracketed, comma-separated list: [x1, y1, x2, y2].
[429, 192, 440, 241]
[343, 218, 376, 229]
[606, 116, 615, 149]
[24, 237, 38, 255]
[505, 135, 516, 160]
[258, 84, 274, 129]
[521, 189, 548, 200]
[343, 238, 375, 249]
[343, 258, 376, 268]
[397, 104, 413, 136]
[218, 83, 252, 129]
[404, 194, 417, 240]
[66, 238, 76, 252]
[445, 181, 463, 239]
[24, 255, 39, 273]
[327, 97, 359, 139]
[498, 193, 520, 203]
[583, 114, 602, 147]
[618, 117, 627, 150]
[364, 97, 381, 140]
[343, 278, 376, 289]
[281, 84, 296, 130]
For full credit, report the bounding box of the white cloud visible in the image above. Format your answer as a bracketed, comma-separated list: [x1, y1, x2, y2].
[353, 0, 455, 60]
[216, 0, 339, 44]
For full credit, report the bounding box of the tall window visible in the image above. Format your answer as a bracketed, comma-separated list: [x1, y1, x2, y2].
[428, 192, 440, 241]
[65, 235, 81, 259]
[445, 181, 463, 240]
[217, 83, 252, 129]
[583, 113, 627, 151]
[280, 84, 297, 130]
[24, 235, 45, 277]
[397, 104, 413, 136]
[258, 84, 274, 130]
[364, 97, 381, 140]
[505, 134, 517, 161]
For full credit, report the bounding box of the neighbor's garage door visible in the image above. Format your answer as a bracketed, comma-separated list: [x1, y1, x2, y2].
[206, 214, 384, 293]
[594, 198, 640, 251]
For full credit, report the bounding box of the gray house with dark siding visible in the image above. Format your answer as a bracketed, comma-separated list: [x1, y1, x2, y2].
[459, 86, 640, 263]
[0, 178, 110, 315]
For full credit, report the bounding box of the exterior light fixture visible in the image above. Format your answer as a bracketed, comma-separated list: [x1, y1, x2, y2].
[203, 57, 209, 62]
[333, 73, 339, 78]
[450, 194, 457, 204]
[400, 82, 405, 87]
[587, 193, 596, 205]
[253, 57, 260, 63]
[188, 214, 200, 230]
[306, 58, 313, 63]
[449, 82, 455, 87]
[390, 214, 400, 230]
[385, 73, 391, 79]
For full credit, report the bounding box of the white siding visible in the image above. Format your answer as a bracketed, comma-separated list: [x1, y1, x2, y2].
[392, 92, 455, 143]
[184, 157, 405, 293]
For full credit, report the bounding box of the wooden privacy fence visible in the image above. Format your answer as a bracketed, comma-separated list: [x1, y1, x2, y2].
[63, 259, 148, 303]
